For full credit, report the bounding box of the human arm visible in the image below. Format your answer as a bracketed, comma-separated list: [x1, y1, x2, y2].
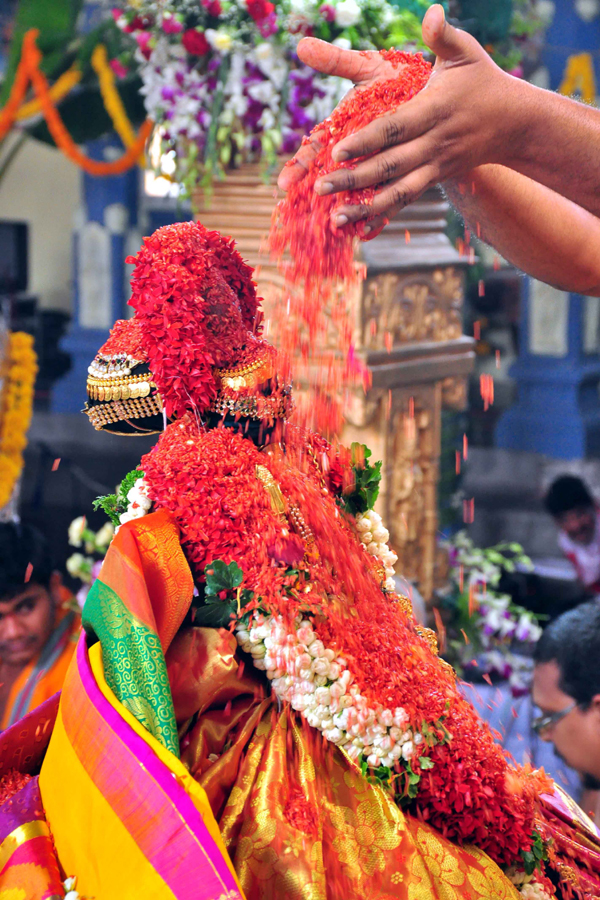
[444, 165, 600, 296]
[279, 5, 600, 229]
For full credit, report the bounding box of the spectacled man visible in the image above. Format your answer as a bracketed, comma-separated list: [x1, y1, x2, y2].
[533, 602, 600, 785]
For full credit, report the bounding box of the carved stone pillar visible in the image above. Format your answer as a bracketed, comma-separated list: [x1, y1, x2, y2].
[344, 193, 474, 601]
[195, 174, 474, 601]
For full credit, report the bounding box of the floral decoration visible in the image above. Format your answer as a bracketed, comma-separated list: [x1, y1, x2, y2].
[62, 876, 82, 900]
[112, 0, 431, 191]
[440, 531, 542, 696]
[0, 30, 151, 176]
[235, 609, 446, 800]
[0, 331, 37, 511]
[133, 417, 551, 868]
[126, 220, 259, 418]
[66, 516, 114, 607]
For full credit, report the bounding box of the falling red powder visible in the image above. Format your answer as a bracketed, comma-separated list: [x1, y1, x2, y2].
[270, 49, 431, 290]
[268, 49, 431, 434]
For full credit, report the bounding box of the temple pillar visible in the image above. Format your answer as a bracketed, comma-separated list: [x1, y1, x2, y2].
[344, 193, 473, 601]
[496, 280, 600, 458]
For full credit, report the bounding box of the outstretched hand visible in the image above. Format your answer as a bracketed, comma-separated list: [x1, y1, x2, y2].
[278, 4, 524, 232]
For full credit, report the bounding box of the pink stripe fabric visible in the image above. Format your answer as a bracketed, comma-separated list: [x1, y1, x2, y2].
[61, 636, 240, 900]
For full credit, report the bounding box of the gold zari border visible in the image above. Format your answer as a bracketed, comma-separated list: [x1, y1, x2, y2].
[0, 820, 50, 871]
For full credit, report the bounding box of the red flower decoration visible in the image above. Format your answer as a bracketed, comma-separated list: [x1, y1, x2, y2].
[246, 0, 275, 22]
[99, 317, 147, 360]
[202, 0, 222, 15]
[126, 220, 261, 418]
[182, 28, 210, 56]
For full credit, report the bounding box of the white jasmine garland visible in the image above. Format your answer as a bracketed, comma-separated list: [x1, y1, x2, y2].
[236, 612, 426, 772]
[355, 509, 398, 591]
[119, 477, 153, 526]
[519, 881, 554, 899]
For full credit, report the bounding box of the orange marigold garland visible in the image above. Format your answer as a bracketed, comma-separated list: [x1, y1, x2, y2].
[0, 332, 38, 510]
[0, 29, 152, 176]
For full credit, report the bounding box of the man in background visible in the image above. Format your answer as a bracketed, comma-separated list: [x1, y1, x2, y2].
[0, 522, 80, 729]
[534, 602, 600, 812]
[544, 476, 600, 594]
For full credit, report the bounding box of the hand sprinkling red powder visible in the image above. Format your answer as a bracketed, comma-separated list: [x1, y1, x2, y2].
[268, 49, 431, 293]
[267, 49, 430, 435]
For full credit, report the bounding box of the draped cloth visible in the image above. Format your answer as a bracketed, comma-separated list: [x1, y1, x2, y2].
[24, 511, 600, 898]
[38, 511, 244, 900]
[0, 777, 63, 900]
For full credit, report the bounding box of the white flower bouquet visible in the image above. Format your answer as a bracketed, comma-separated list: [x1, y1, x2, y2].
[112, 0, 431, 191]
[440, 531, 542, 696]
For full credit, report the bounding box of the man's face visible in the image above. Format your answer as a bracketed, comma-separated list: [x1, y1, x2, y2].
[0, 582, 56, 667]
[533, 660, 600, 780]
[557, 505, 596, 545]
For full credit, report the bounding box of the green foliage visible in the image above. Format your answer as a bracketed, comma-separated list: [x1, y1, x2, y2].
[343, 443, 382, 516]
[0, 0, 84, 104]
[93, 468, 144, 528]
[520, 831, 548, 876]
[92, 493, 120, 527]
[193, 560, 245, 629]
[204, 560, 244, 596]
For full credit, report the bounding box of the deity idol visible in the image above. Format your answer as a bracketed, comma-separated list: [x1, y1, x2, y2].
[1, 222, 600, 900]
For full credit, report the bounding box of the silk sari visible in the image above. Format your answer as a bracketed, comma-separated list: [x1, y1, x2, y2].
[12, 511, 597, 899]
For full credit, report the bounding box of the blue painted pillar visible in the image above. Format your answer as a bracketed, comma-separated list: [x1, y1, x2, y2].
[495, 0, 600, 459]
[52, 135, 141, 413]
[496, 280, 600, 458]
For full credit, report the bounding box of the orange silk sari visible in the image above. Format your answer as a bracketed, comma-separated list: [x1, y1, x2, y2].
[168, 627, 519, 900]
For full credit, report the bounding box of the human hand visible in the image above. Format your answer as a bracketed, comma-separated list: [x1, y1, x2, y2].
[278, 5, 527, 232]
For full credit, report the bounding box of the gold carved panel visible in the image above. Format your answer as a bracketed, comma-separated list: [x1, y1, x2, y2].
[360, 267, 464, 351]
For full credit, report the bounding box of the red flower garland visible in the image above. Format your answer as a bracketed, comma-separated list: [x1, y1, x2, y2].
[99, 317, 148, 359]
[126, 220, 261, 418]
[142, 415, 550, 869]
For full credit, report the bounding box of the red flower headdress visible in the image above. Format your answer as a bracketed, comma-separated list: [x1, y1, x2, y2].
[126, 220, 262, 419]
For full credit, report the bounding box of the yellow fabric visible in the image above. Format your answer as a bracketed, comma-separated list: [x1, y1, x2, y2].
[88, 641, 242, 889]
[39, 643, 243, 899]
[39, 679, 175, 899]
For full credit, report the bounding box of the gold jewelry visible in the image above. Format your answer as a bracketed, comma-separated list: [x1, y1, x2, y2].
[209, 389, 292, 421]
[217, 351, 273, 392]
[84, 393, 163, 431]
[255, 465, 315, 548]
[86, 373, 155, 402]
[256, 465, 286, 516]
